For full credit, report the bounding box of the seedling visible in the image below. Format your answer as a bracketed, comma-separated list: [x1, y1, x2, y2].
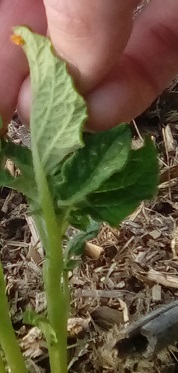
[0, 27, 159, 373]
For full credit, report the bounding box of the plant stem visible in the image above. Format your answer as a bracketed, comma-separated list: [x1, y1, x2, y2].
[32, 147, 68, 373]
[42, 239, 68, 373]
[0, 263, 27, 373]
[34, 215, 68, 373]
[0, 350, 6, 373]
[63, 270, 70, 369]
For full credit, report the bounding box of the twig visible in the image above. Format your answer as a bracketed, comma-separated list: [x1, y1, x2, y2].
[75, 289, 135, 298]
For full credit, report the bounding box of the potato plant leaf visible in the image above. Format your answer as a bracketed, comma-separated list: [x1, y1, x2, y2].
[82, 138, 159, 226]
[68, 210, 91, 231]
[0, 140, 33, 177]
[0, 170, 34, 198]
[65, 221, 100, 258]
[63, 259, 82, 271]
[97, 137, 158, 193]
[0, 140, 36, 199]
[63, 220, 100, 270]
[55, 123, 131, 206]
[24, 309, 58, 345]
[13, 26, 87, 174]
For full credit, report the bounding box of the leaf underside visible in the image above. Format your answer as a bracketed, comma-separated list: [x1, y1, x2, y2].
[13, 26, 87, 175]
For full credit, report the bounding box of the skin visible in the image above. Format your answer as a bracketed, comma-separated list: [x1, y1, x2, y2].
[1, 0, 178, 134]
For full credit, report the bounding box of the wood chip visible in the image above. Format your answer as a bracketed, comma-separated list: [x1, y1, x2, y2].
[152, 284, 162, 302]
[20, 327, 45, 359]
[67, 317, 90, 337]
[160, 164, 178, 184]
[171, 224, 178, 257]
[163, 124, 175, 154]
[119, 299, 130, 325]
[25, 215, 44, 263]
[149, 230, 161, 240]
[85, 242, 103, 259]
[148, 268, 178, 289]
[5, 159, 15, 176]
[91, 306, 123, 329]
[75, 289, 134, 298]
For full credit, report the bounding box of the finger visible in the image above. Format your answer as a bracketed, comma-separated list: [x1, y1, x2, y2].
[43, 0, 140, 91]
[0, 0, 46, 133]
[86, 0, 178, 130]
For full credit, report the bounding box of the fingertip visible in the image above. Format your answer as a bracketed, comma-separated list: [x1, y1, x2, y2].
[43, 0, 138, 91]
[17, 76, 31, 125]
[86, 78, 137, 131]
[0, 0, 46, 128]
[86, 0, 178, 131]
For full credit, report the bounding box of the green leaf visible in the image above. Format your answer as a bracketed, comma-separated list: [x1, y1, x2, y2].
[65, 220, 100, 259]
[13, 26, 87, 175]
[63, 220, 100, 271]
[0, 169, 36, 200]
[0, 140, 33, 176]
[0, 140, 36, 199]
[23, 309, 45, 327]
[97, 137, 158, 193]
[63, 259, 81, 271]
[24, 309, 58, 345]
[55, 123, 131, 207]
[68, 209, 91, 231]
[81, 138, 159, 226]
[0, 117, 3, 130]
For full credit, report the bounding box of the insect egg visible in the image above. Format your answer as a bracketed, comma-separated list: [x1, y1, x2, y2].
[10, 34, 25, 46]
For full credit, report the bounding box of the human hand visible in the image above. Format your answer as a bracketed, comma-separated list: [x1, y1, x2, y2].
[1, 0, 178, 133]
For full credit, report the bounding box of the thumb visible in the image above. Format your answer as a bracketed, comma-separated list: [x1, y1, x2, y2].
[43, 0, 140, 92]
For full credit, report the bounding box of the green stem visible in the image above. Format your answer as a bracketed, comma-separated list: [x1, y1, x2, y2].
[0, 263, 27, 373]
[63, 271, 69, 319]
[34, 216, 68, 373]
[42, 239, 68, 373]
[32, 146, 68, 373]
[63, 270, 69, 369]
[38, 321, 64, 373]
[0, 350, 6, 373]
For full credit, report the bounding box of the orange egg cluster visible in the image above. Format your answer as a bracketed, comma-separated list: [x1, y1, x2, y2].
[10, 34, 25, 46]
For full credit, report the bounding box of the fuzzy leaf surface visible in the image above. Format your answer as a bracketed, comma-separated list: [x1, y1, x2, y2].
[13, 26, 87, 174]
[56, 124, 131, 206]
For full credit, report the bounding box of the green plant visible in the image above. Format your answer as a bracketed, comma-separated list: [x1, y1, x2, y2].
[0, 27, 159, 373]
